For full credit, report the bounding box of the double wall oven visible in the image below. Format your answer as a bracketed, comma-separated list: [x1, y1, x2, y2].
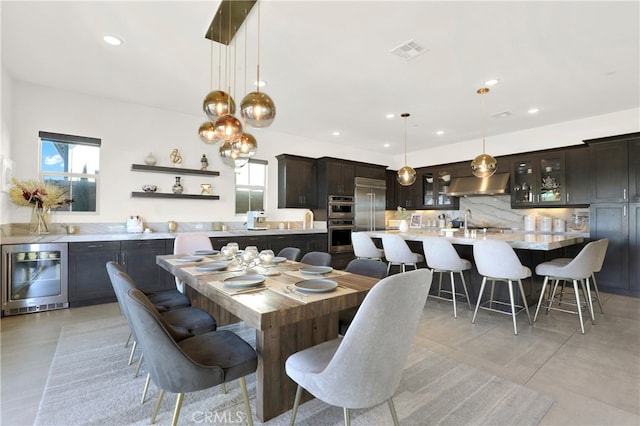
[327, 195, 355, 253]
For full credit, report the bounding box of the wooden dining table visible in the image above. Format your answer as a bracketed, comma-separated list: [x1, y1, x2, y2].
[156, 254, 379, 422]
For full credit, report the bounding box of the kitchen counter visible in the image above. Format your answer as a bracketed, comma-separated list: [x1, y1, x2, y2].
[367, 229, 585, 251]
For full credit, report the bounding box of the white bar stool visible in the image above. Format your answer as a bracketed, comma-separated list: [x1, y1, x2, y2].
[533, 240, 600, 334]
[472, 240, 532, 335]
[351, 232, 385, 261]
[422, 237, 472, 318]
[381, 234, 424, 274]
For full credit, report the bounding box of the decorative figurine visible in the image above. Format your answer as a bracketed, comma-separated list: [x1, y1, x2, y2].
[200, 183, 212, 195]
[169, 149, 183, 166]
[200, 154, 209, 170]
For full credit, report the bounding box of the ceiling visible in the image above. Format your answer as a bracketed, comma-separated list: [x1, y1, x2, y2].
[2, 1, 639, 154]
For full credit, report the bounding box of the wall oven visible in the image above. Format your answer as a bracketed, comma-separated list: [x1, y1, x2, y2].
[2, 243, 68, 316]
[328, 195, 355, 219]
[328, 219, 355, 253]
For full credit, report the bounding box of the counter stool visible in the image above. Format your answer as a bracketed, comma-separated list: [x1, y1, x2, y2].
[352, 232, 385, 261]
[533, 240, 600, 334]
[422, 238, 472, 318]
[472, 240, 532, 335]
[381, 234, 424, 274]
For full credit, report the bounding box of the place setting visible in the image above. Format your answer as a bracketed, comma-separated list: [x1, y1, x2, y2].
[208, 273, 270, 296]
[283, 265, 349, 281]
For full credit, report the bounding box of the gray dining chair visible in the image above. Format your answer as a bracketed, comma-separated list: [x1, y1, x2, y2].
[286, 269, 433, 426]
[124, 287, 258, 426]
[277, 247, 302, 261]
[300, 251, 332, 266]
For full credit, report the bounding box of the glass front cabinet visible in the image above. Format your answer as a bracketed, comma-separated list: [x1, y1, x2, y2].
[423, 167, 459, 209]
[511, 153, 566, 207]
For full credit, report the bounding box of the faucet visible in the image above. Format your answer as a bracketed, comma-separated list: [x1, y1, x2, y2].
[464, 209, 472, 233]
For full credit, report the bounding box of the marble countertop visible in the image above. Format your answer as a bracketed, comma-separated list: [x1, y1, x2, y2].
[367, 229, 586, 251]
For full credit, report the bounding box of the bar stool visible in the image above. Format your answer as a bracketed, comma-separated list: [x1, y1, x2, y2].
[533, 240, 600, 334]
[472, 240, 532, 335]
[351, 232, 385, 261]
[422, 237, 472, 318]
[381, 234, 424, 274]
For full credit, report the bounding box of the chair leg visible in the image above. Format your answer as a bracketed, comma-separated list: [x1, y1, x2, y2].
[582, 278, 596, 325]
[591, 273, 605, 314]
[290, 385, 303, 426]
[547, 279, 561, 314]
[489, 280, 496, 310]
[573, 280, 585, 334]
[387, 397, 400, 426]
[472, 277, 487, 324]
[437, 271, 443, 297]
[239, 377, 254, 426]
[507, 280, 518, 335]
[517, 279, 532, 325]
[534, 276, 550, 322]
[141, 373, 151, 404]
[222, 382, 227, 394]
[151, 389, 165, 424]
[401, 263, 406, 273]
[387, 262, 392, 275]
[134, 352, 144, 378]
[459, 271, 472, 310]
[125, 330, 132, 348]
[450, 271, 457, 318]
[128, 341, 137, 365]
[171, 393, 185, 426]
[343, 407, 350, 426]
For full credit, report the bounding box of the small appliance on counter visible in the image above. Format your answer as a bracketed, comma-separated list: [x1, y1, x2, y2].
[247, 211, 268, 230]
[126, 216, 144, 233]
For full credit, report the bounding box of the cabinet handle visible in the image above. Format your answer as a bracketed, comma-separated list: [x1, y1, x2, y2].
[87, 244, 104, 249]
[624, 205, 627, 217]
[566, 193, 569, 203]
[122, 252, 127, 265]
[624, 188, 627, 201]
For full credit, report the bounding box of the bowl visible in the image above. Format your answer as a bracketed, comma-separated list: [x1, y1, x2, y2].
[142, 184, 157, 193]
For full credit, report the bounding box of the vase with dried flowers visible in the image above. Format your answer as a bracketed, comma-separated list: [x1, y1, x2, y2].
[9, 178, 73, 234]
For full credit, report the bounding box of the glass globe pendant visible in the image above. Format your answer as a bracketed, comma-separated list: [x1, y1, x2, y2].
[219, 141, 249, 168]
[203, 90, 236, 122]
[240, 91, 276, 128]
[214, 114, 243, 142]
[471, 87, 497, 178]
[397, 113, 416, 186]
[232, 132, 257, 156]
[198, 121, 218, 144]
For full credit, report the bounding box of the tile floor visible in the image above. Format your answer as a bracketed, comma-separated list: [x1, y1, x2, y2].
[1, 290, 639, 425]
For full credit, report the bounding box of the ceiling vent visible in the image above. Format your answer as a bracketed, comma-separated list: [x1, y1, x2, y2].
[491, 111, 512, 119]
[390, 39, 427, 60]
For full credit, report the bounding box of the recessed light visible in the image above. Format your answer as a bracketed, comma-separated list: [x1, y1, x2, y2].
[527, 108, 540, 114]
[436, 130, 445, 135]
[255, 80, 266, 88]
[383, 143, 391, 148]
[386, 113, 395, 119]
[103, 35, 123, 46]
[332, 131, 340, 136]
[485, 79, 499, 86]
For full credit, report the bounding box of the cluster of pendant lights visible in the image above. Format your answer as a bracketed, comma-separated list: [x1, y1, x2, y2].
[198, 1, 275, 168]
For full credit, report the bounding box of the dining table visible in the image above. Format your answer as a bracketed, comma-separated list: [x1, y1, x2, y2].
[156, 253, 380, 422]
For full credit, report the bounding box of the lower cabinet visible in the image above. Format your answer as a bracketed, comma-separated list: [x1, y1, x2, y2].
[121, 240, 172, 293]
[68, 241, 120, 306]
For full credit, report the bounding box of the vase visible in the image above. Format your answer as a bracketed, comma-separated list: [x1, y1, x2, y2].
[172, 177, 184, 194]
[144, 152, 157, 166]
[399, 219, 409, 232]
[30, 207, 51, 234]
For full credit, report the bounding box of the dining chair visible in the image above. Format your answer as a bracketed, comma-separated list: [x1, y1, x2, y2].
[381, 234, 424, 274]
[277, 247, 302, 261]
[351, 232, 385, 261]
[286, 269, 433, 426]
[338, 259, 388, 335]
[533, 240, 601, 334]
[471, 240, 532, 335]
[422, 237, 472, 318]
[173, 233, 214, 292]
[124, 287, 258, 426]
[300, 251, 332, 266]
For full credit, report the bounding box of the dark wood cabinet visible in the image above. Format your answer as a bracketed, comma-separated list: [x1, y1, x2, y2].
[564, 147, 590, 206]
[385, 170, 398, 210]
[268, 233, 327, 257]
[588, 139, 629, 203]
[68, 241, 120, 306]
[318, 158, 355, 196]
[511, 152, 566, 207]
[276, 154, 316, 208]
[629, 139, 640, 202]
[121, 240, 171, 293]
[421, 166, 459, 209]
[355, 163, 386, 180]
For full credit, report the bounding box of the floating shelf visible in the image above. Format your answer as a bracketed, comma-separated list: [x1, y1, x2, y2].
[131, 164, 220, 177]
[131, 192, 220, 200]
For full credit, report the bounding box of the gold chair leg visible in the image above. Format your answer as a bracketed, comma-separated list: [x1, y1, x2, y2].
[128, 341, 137, 365]
[171, 393, 185, 426]
[343, 407, 350, 426]
[387, 397, 400, 426]
[125, 330, 132, 347]
[239, 377, 253, 426]
[141, 373, 151, 404]
[222, 382, 227, 394]
[290, 385, 303, 426]
[151, 389, 165, 424]
[134, 352, 144, 378]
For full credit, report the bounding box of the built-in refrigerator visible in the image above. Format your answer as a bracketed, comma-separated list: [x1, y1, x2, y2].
[354, 177, 386, 231]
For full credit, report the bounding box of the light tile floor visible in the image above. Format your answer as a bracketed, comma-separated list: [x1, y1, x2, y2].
[1, 291, 639, 425]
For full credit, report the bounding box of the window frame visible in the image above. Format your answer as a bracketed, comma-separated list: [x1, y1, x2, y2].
[235, 159, 268, 215]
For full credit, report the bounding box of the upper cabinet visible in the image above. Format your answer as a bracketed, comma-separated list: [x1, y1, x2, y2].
[511, 152, 566, 207]
[317, 158, 355, 196]
[422, 166, 459, 210]
[385, 170, 398, 209]
[354, 163, 386, 180]
[564, 147, 590, 206]
[276, 154, 316, 208]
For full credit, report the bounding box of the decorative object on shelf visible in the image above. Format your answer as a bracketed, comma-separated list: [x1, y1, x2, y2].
[169, 149, 183, 166]
[470, 87, 497, 178]
[200, 183, 212, 195]
[167, 220, 178, 233]
[397, 113, 416, 186]
[144, 152, 157, 166]
[9, 178, 73, 234]
[172, 177, 184, 194]
[142, 184, 157, 193]
[200, 154, 209, 170]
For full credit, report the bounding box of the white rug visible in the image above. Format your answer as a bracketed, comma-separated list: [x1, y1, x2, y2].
[35, 317, 554, 425]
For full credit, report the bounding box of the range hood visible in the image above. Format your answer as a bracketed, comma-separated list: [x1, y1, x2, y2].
[445, 173, 510, 197]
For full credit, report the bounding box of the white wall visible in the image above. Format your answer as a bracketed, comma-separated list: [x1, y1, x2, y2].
[0, 64, 14, 224]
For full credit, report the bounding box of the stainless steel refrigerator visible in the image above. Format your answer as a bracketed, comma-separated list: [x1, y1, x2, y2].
[354, 177, 386, 231]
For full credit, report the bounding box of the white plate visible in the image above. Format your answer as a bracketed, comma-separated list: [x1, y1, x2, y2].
[223, 274, 266, 288]
[295, 279, 338, 293]
[175, 255, 204, 263]
[195, 262, 228, 272]
[300, 266, 333, 275]
[271, 256, 287, 264]
[194, 249, 219, 255]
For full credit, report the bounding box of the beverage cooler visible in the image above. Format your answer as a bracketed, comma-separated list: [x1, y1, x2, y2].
[2, 243, 68, 316]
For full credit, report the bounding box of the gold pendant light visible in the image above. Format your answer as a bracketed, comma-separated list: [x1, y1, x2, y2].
[397, 112, 416, 186]
[470, 87, 497, 178]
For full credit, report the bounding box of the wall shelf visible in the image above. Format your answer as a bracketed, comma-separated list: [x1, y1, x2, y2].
[131, 192, 220, 200]
[131, 164, 220, 177]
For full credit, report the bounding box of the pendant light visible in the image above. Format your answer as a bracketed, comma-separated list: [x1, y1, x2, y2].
[397, 112, 416, 186]
[470, 87, 497, 178]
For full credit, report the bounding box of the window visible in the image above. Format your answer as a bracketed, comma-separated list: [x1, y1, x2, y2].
[235, 159, 267, 214]
[39, 131, 100, 212]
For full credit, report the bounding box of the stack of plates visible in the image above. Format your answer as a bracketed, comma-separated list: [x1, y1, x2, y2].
[300, 266, 333, 275]
[294, 279, 338, 293]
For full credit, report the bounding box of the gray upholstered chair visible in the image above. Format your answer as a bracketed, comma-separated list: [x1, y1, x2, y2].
[422, 237, 472, 318]
[300, 251, 332, 266]
[286, 269, 433, 426]
[351, 232, 385, 261]
[124, 287, 258, 426]
[277, 247, 302, 261]
[338, 259, 388, 335]
[381, 234, 425, 274]
[173, 233, 214, 292]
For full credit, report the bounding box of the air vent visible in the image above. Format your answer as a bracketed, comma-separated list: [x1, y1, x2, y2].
[491, 111, 512, 119]
[390, 39, 427, 60]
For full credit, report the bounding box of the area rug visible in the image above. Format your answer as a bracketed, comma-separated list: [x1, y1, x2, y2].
[35, 317, 553, 425]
